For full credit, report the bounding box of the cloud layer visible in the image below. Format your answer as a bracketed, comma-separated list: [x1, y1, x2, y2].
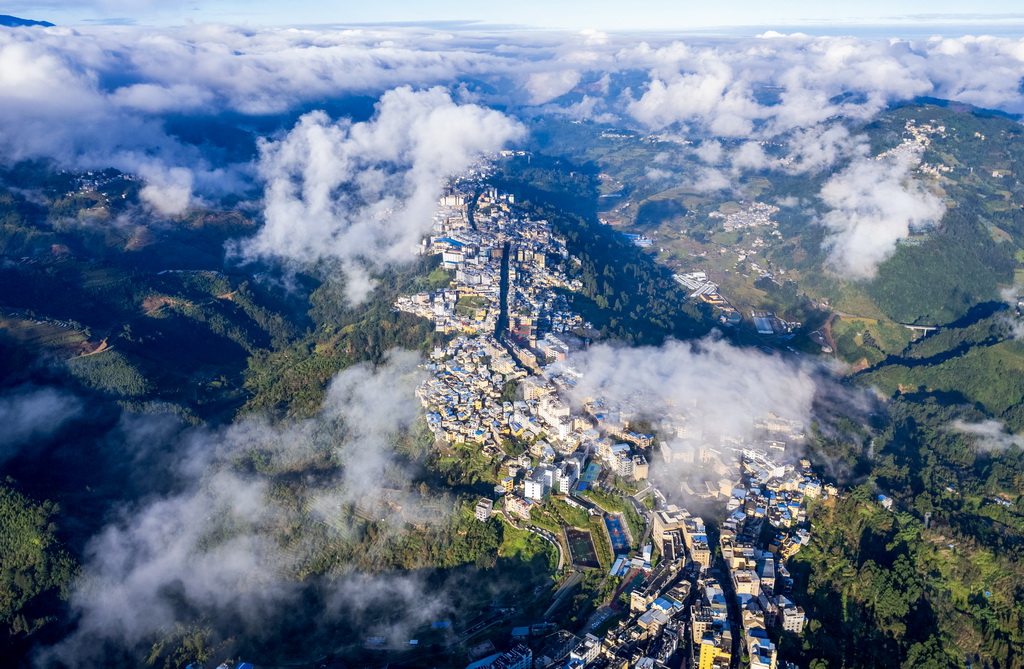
[0, 385, 82, 465]
[559, 335, 820, 470]
[2, 26, 1024, 176]
[952, 418, 1024, 452]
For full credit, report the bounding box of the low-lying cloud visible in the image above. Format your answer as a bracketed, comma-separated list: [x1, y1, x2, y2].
[0, 385, 82, 464]
[952, 418, 1024, 452]
[558, 335, 819, 466]
[2, 26, 1024, 207]
[239, 86, 524, 302]
[42, 351, 452, 666]
[818, 151, 946, 279]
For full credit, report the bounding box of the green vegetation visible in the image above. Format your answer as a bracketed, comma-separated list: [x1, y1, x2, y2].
[242, 260, 445, 419]
[851, 106, 1023, 326]
[146, 623, 227, 669]
[65, 349, 152, 397]
[558, 570, 619, 633]
[546, 498, 591, 529]
[0, 484, 76, 635]
[587, 516, 613, 570]
[0, 162, 443, 422]
[7, 107, 1024, 668]
[455, 295, 488, 315]
[831, 317, 916, 366]
[491, 155, 713, 345]
[499, 522, 558, 572]
[901, 314, 1008, 360]
[858, 314, 1024, 430]
[794, 394, 1024, 668]
[865, 208, 1014, 325]
[429, 442, 503, 491]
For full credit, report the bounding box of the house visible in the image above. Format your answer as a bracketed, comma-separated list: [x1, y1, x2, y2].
[476, 498, 494, 521]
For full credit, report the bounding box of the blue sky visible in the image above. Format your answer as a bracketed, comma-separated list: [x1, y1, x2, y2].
[9, 0, 1024, 35]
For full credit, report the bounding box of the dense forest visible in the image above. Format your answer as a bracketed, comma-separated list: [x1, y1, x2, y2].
[789, 305, 1024, 667]
[794, 395, 1024, 668]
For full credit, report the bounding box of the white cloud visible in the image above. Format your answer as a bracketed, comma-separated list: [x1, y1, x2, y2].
[952, 418, 1024, 452]
[43, 351, 450, 665]
[525, 68, 581, 104]
[0, 25, 1024, 208]
[0, 385, 82, 465]
[240, 86, 524, 302]
[818, 151, 946, 279]
[617, 32, 1024, 163]
[561, 335, 818, 452]
[138, 165, 194, 216]
[782, 124, 867, 174]
[731, 141, 773, 171]
[694, 140, 723, 164]
[687, 166, 732, 193]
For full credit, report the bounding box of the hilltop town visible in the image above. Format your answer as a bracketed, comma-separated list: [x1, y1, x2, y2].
[395, 170, 833, 669]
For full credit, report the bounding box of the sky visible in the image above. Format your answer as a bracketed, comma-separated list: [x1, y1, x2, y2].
[9, 0, 1024, 35]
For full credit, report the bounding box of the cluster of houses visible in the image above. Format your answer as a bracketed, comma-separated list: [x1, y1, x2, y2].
[671, 271, 742, 328]
[420, 336, 527, 453]
[692, 450, 831, 669]
[707, 201, 780, 233]
[397, 185, 583, 345]
[61, 168, 138, 203]
[874, 118, 954, 180]
[495, 442, 824, 669]
[402, 184, 649, 517]
[397, 176, 829, 669]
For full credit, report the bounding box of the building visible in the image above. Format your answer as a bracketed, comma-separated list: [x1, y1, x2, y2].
[652, 505, 688, 547]
[661, 528, 686, 563]
[781, 605, 805, 634]
[558, 457, 583, 494]
[697, 635, 731, 669]
[691, 606, 715, 643]
[493, 644, 533, 669]
[684, 517, 713, 569]
[630, 454, 649, 480]
[476, 498, 494, 522]
[746, 629, 778, 669]
[525, 464, 560, 501]
[506, 496, 532, 520]
[569, 634, 601, 664]
[532, 630, 578, 669]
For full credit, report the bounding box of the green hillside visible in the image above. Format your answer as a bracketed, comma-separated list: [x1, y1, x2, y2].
[859, 313, 1024, 430]
[533, 104, 1024, 348]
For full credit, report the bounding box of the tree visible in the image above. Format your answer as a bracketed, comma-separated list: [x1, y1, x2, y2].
[0, 484, 76, 634]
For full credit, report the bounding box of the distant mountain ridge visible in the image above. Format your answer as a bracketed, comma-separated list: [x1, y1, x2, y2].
[0, 14, 54, 27]
[902, 95, 1024, 122]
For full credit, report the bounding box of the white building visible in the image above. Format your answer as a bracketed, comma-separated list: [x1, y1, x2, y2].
[525, 464, 561, 500]
[569, 634, 601, 664]
[781, 604, 805, 634]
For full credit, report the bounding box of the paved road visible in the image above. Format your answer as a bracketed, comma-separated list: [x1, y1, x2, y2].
[526, 525, 565, 572]
[584, 604, 616, 633]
